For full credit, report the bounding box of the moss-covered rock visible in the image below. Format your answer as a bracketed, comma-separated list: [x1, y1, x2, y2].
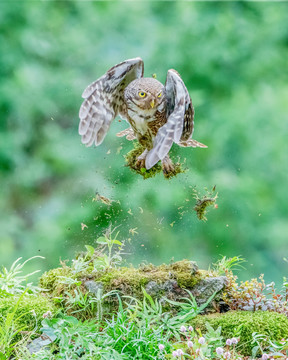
[190, 310, 288, 356]
[0, 294, 56, 332]
[38, 259, 228, 319]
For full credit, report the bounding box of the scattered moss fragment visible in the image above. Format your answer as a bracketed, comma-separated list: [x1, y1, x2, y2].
[193, 187, 218, 221]
[190, 310, 288, 356]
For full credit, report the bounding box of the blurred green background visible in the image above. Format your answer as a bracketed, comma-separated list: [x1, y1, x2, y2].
[1, 2, 288, 285]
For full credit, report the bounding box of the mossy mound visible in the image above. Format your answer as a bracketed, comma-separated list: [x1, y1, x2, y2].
[125, 143, 184, 179]
[39, 260, 200, 299]
[0, 294, 56, 332]
[38, 259, 227, 319]
[190, 310, 288, 356]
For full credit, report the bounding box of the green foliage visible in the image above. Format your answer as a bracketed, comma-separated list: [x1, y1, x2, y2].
[1, 2, 288, 284]
[0, 294, 56, 332]
[0, 291, 30, 358]
[0, 256, 44, 295]
[190, 310, 288, 356]
[163, 288, 217, 324]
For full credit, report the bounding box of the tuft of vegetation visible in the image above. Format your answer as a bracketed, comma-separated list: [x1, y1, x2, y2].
[125, 142, 185, 179]
[193, 187, 218, 221]
[190, 310, 288, 356]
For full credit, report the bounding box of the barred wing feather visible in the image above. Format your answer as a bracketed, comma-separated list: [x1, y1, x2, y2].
[78, 58, 144, 146]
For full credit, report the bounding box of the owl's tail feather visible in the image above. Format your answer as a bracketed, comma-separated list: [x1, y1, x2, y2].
[177, 139, 207, 148]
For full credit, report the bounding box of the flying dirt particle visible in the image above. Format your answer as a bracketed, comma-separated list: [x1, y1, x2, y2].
[81, 223, 88, 231]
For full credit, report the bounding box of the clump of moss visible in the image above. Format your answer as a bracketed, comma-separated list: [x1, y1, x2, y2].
[125, 143, 185, 179]
[190, 310, 288, 356]
[38, 259, 203, 317]
[125, 143, 162, 179]
[98, 260, 200, 297]
[0, 295, 56, 332]
[193, 187, 218, 221]
[39, 266, 73, 297]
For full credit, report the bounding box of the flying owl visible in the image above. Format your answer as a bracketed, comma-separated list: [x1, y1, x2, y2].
[78, 57, 206, 176]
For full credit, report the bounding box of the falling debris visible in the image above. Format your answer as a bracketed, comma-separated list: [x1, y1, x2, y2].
[92, 193, 114, 206]
[193, 186, 218, 221]
[129, 227, 138, 236]
[81, 223, 88, 231]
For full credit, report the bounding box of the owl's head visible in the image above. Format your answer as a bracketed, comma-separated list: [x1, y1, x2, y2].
[124, 78, 165, 113]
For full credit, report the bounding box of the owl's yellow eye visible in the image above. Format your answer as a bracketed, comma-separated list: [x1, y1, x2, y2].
[138, 91, 146, 98]
[158, 92, 162, 98]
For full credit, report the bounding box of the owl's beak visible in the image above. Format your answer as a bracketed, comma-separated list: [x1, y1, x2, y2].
[150, 99, 155, 109]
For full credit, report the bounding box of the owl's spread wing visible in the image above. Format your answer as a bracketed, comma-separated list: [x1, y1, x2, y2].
[145, 69, 194, 169]
[79, 58, 144, 146]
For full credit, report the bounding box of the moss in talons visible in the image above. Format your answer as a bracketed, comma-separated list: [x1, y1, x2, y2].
[125, 143, 162, 179]
[190, 310, 288, 356]
[125, 142, 185, 179]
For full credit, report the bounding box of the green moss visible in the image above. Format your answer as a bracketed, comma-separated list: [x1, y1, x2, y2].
[0, 295, 56, 332]
[125, 143, 162, 179]
[190, 310, 288, 356]
[97, 260, 200, 298]
[125, 142, 185, 179]
[39, 266, 72, 296]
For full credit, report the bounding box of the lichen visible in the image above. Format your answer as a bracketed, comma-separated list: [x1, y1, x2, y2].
[125, 142, 185, 179]
[190, 310, 288, 356]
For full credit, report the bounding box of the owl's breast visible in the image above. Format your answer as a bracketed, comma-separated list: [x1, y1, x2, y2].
[127, 108, 156, 136]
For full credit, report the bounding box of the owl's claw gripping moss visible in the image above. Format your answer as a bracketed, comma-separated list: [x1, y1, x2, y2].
[126, 143, 184, 179]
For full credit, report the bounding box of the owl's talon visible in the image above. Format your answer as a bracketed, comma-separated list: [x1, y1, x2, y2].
[134, 158, 146, 170]
[161, 156, 175, 175]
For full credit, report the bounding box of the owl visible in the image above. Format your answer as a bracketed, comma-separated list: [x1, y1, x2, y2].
[78, 58, 206, 175]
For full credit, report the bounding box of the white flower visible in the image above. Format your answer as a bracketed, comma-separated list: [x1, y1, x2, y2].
[172, 350, 178, 357]
[216, 347, 224, 355]
[198, 337, 205, 345]
[226, 339, 232, 346]
[177, 349, 184, 356]
[187, 340, 193, 348]
[261, 354, 269, 360]
[231, 337, 238, 344]
[158, 344, 165, 351]
[188, 325, 193, 332]
[180, 325, 187, 332]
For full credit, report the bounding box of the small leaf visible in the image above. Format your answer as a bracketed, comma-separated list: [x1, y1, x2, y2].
[85, 245, 95, 256]
[96, 236, 108, 244]
[111, 240, 123, 246]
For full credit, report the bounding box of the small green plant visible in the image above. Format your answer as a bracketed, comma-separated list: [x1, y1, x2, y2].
[0, 290, 35, 358]
[164, 289, 217, 324]
[91, 227, 126, 270]
[212, 256, 246, 276]
[0, 256, 44, 295]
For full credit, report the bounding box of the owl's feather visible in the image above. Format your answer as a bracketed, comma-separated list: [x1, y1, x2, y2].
[79, 58, 144, 146]
[145, 70, 194, 169]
